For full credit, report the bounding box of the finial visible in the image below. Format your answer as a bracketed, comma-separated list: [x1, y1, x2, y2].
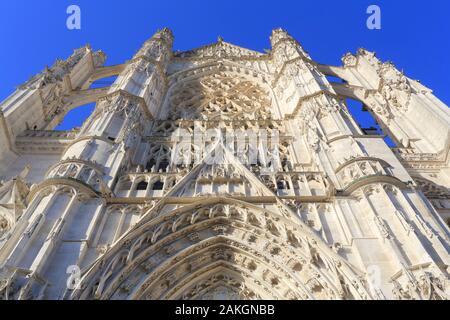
[152, 27, 174, 42]
[217, 36, 224, 43]
[270, 28, 292, 46]
[18, 165, 31, 179]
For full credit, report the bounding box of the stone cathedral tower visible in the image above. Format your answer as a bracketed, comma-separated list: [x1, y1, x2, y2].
[0, 28, 449, 300]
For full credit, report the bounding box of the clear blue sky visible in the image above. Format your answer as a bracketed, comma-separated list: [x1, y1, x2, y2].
[0, 1, 449, 132]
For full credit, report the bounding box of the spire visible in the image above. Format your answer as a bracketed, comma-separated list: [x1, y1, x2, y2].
[150, 27, 174, 44]
[269, 27, 310, 59]
[135, 28, 174, 61]
[270, 28, 295, 47]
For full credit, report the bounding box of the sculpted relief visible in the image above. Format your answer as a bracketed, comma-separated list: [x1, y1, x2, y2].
[378, 62, 412, 113]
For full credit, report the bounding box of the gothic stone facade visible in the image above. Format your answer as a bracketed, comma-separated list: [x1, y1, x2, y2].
[0, 28, 449, 300]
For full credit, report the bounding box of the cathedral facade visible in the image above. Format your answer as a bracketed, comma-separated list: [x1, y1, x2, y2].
[0, 28, 449, 300]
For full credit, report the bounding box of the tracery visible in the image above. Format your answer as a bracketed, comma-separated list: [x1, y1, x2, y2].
[168, 72, 272, 120]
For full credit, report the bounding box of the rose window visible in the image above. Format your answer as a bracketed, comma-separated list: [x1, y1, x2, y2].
[169, 72, 272, 120]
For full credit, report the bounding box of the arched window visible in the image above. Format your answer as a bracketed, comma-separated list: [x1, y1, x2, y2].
[136, 180, 148, 191]
[277, 177, 290, 190]
[146, 159, 157, 172]
[159, 159, 170, 172]
[152, 180, 164, 191]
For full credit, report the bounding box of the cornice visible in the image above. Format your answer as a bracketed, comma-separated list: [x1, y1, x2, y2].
[104, 194, 335, 205]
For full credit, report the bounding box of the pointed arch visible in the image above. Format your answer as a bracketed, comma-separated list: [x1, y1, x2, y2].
[70, 198, 372, 300]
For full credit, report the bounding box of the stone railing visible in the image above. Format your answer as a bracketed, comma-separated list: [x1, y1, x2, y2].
[392, 147, 442, 163]
[17, 129, 79, 139]
[260, 171, 331, 197]
[15, 129, 79, 154]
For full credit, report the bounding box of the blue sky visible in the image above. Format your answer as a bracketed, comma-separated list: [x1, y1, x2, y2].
[0, 1, 449, 133]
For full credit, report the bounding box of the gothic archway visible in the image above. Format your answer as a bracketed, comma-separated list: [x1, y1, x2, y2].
[70, 199, 372, 300]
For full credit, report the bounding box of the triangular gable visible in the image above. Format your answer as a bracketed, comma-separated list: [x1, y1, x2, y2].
[175, 39, 265, 59]
[166, 141, 276, 199]
[133, 141, 305, 229]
